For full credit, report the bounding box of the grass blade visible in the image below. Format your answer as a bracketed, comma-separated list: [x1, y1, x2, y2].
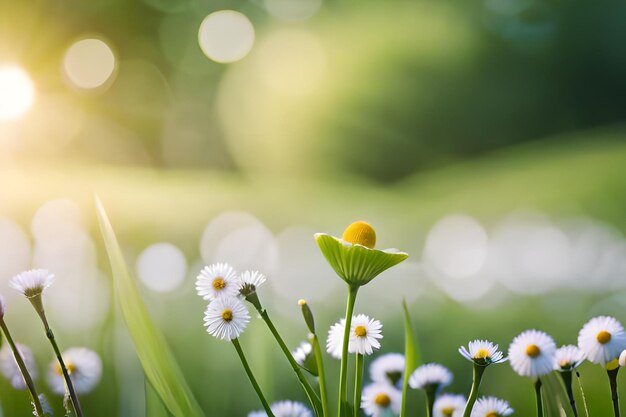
[400, 299, 420, 417]
[95, 196, 204, 417]
[541, 373, 574, 417]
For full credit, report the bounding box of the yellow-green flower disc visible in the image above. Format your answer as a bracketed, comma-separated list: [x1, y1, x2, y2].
[315, 222, 408, 287]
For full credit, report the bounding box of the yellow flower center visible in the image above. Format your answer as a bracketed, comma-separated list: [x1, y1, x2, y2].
[597, 331, 612, 345]
[441, 406, 455, 416]
[342, 221, 376, 249]
[525, 344, 541, 358]
[374, 393, 391, 407]
[55, 361, 76, 376]
[221, 308, 233, 322]
[355, 325, 367, 337]
[474, 348, 491, 360]
[213, 277, 226, 290]
[486, 412, 498, 417]
[607, 358, 620, 371]
[559, 359, 571, 369]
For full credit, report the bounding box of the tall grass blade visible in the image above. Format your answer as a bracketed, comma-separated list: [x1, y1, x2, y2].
[95, 196, 204, 417]
[541, 373, 574, 417]
[400, 299, 420, 417]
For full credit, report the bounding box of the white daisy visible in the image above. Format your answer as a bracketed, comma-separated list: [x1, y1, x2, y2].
[326, 318, 346, 359]
[195, 263, 239, 301]
[48, 347, 102, 395]
[361, 383, 402, 417]
[508, 329, 556, 377]
[271, 400, 313, 417]
[470, 396, 513, 417]
[238, 270, 267, 297]
[369, 353, 405, 387]
[408, 363, 453, 391]
[0, 343, 38, 390]
[203, 296, 250, 341]
[9, 269, 54, 298]
[349, 314, 383, 356]
[433, 393, 467, 417]
[554, 345, 585, 371]
[578, 316, 626, 366]
[459, 340, 506, 366]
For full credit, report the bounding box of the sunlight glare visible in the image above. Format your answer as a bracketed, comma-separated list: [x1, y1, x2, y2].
[0, 66, 35, 121]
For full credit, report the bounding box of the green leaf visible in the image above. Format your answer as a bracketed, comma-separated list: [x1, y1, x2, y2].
[314, 234, 408, 286]
[95, 197, 205, 417]
[400, 299, 420, 417]
[146, 381, 172, 417]
[541, 373, 574, 417]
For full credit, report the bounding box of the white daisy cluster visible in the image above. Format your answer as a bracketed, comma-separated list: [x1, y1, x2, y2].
[506, 316, 626, 379]
[48, 347, 103, 395]
[196, 263, 268, 341]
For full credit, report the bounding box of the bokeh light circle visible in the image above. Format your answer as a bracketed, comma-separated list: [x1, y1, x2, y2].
[136, 242, 188, 292]
[0, 66, 35, 121]
[63, 38, 117, 90]
[198, 10, 255, 63]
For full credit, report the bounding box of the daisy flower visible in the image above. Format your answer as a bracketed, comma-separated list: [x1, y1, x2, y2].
[554, 345, 585, 372]
[326, 318, 346, 359]
[315, 221, 408, 287]
[433, 393, 467, 417]
[0, 343, 38, 390]
[292, 341, 317, 376]
[203, 296, 250, 341]
[508, 329, 556, 377]
[48, 347, 102, 395]
[369, 353, 405, 387]
[361, 383, 402, 417]
[238, 270, 267, 297]
[271, 400, 313, 417]
[578, 316, 626, 365]
[195, 263, 239, 301]
[619, 350, 626, 367]
[408, 363, 453, 391]
[349, 314, 383, 356]
[459, 340, 506, 366]
[470, 396, 513, 417]
[9, 269, 54, 299]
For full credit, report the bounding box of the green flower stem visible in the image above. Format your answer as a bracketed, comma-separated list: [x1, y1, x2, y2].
[535, 378, 544, 417]
[338, 285, 359, 417]
[559, 371, 578, 417]
[0, 319, 44, 417]
[232, 338, 276, 417]
[311, 334, 330, 417]
[425, 387, 436, 417]
[44, 322, 84, 417]
[462, 364, 486, 417]
[259, 309, 323, 416]
[608, 368, 620, 417]
[354, 354, 364, 417]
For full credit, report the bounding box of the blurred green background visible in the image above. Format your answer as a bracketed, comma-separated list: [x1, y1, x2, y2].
[1, 0, 626, 415]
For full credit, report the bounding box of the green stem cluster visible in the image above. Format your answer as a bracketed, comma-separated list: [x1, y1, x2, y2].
[463, 364, 485, 417]
[338, 285, 359, 417]
[535, 379, 543, 417]
[232, 338, 275, 417]
[354, 354, 365, 417]
[259, 309, 323, 416]
[608, 368, 620, 417]
[310, 334, 330, 417]
[560, 371, 578, 417]
[0, 319, 45, 416]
